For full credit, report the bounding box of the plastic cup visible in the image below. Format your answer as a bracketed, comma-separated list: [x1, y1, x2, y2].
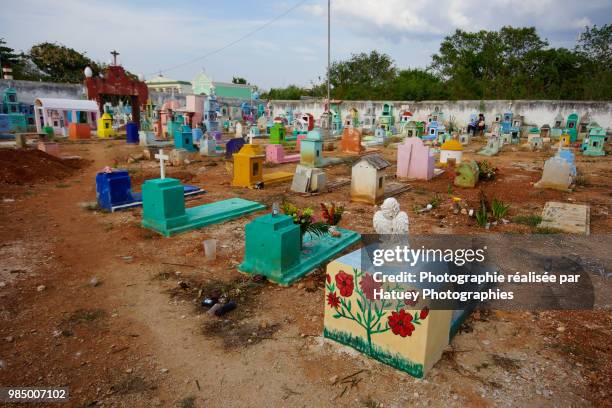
[203, 239, 217, 261]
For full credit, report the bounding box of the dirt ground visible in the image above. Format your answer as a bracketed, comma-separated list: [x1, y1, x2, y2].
[0, 136, 610, 408]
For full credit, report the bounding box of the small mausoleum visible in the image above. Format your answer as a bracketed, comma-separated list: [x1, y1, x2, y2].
[350, 155, 391, 204]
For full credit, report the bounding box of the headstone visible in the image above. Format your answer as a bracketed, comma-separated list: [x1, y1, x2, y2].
[300, 129, 324, 167]
[534, 156, 573, 191]
[290, 164, 326, 193]
[37, 141, 60, 157]
[238, 213, 360, 285]
[96, 168, 203, 212]
[373, 198, 409, 235]
[15, 133, 27, 149]
[126, 122, 139, 144]
[477, 136, 501, 156]
[269, 123, 286, 144]
[235, 122, 243, 138]
[538, 202, 590, 235]
[396, 138, 435, 180]
[142, 178, 265, 236]
[174, 125, 197, 152]
[265, 144, 299, 164]
[232, 144, 293, 188]
[323, 248, 465, 378]
[192, 128, 203, 143]
[170, 148, 188, 167]
[453, 160, 479, 188]
[68, 123, 91, 140]
[225, 138, 246, 159]
[341, 127, 364, 154]
[557, 149, 576, 176]
[200, 136, 217, 156]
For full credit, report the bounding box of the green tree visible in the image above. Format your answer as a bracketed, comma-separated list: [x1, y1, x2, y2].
[390, 69, 448, 101]
[28, 42, 100, 83]
[328, 51, 396, 99]
[232, 76, 247, 84]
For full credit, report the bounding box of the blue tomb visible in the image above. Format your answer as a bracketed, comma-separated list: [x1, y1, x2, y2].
[174, 125, 197, 152]
[96, 170, 204, 212]
[225, 138, 246, 159]
[126, 122, 139, 144]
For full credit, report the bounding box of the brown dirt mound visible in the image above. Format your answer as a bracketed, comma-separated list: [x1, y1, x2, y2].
[0, 148, 88, 185]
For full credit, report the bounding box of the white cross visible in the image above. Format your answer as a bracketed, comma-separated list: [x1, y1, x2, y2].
[154, 149, 169, 179]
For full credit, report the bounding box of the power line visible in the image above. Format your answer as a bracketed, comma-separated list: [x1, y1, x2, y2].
[146, 0, 309, 77]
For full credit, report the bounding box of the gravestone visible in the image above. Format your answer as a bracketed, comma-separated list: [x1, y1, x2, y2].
[477, 136, 501, 156]
[439, 139, 463, 165]
[269, 123, 286, 144]
[126, 122, 139, 144]
[192, 128, 203, 143]
[538, 202, 590, 235]
[200, 135, 217, 156]
[37, 140, 60, 157]
[141, 178, 264, 236]
[341, 127, 364, 154]
[265, 144, 300, 164]
[96, 166, 203, 212]
[238, 213, 360, 285]
[300, 129, 324, 167]
[396, 138, 435, 180]
[232, 144, 293, 188]
[557, 149, 577, 176]
[534, 156, 573, 191]
[174, 125, 197, 152]
[290, 164, 326, 193]
[225, 138, 246, 159]
[453, 160, 479, 188]
[323, 248, 477, 378]
[170, 149, 188, 166]
[68, 123, 91, 140]
[235, 122, 243, 138]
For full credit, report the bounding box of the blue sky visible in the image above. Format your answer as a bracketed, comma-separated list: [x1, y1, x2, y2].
[1, 0, 611, 89]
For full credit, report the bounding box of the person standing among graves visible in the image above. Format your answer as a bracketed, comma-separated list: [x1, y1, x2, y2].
[477, 113, 486, 135]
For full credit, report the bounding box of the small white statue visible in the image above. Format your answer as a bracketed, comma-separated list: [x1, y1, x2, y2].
[373, 198, 409, 235]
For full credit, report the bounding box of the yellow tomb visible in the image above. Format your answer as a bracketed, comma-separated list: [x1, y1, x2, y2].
[97, 112, 117, 138]
[559, 133, 571, 147]
[231, 144, 293, 188]
[324, 250, 464, 378]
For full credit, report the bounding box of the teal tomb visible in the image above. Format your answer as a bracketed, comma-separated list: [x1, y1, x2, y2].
[141, 178, 265, 237]
[238, 213, 361, 286]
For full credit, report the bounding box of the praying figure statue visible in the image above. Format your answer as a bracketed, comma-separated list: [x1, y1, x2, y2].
[373, 197, 409, 236]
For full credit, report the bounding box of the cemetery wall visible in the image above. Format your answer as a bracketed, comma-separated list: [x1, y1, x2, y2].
[270, 99, 612, 128]
[0, 79, 186, 106]
[2, 80, 610, 127]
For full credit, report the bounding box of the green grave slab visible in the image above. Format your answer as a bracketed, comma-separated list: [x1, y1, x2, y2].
[238, 213, 361, 285]
[141, 178, 265, 237]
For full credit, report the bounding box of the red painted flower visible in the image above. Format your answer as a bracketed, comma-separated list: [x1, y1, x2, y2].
[359, 273, 382, 300]
[335, 271, 354, 297]
[326, 273, 331, 284]
[388, 309, 415, 337]
[420, 307, 429, 320]
[327, 292, 340, 308]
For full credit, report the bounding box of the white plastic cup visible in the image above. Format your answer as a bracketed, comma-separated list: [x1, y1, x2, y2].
[203, 239, 217, 261]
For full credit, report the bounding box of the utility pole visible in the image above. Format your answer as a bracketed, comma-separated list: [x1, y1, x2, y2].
[326, 0, 331, 125]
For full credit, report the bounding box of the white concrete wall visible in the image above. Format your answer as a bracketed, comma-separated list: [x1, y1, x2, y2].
[269, 99, 612, 129]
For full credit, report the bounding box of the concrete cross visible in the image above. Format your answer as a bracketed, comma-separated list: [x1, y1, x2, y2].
[155, 149, 169, 179]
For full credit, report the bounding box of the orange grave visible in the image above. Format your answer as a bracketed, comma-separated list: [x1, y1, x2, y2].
[68, 123, 91, 140]
[340, 127, 364, 154]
